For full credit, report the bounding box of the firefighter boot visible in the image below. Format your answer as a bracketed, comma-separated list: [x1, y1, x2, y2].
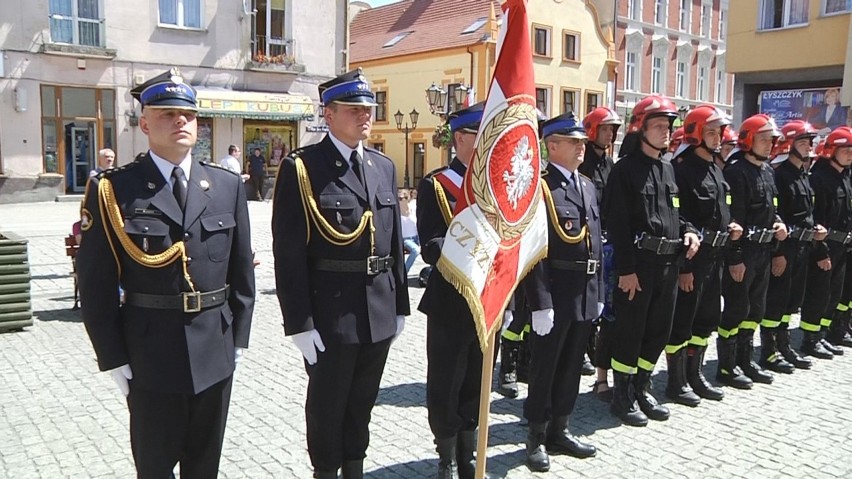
[686, 346, 724, 401]
[610, 372, 648, 427]
[526, 422, 550, 472]
[715, 336, 753, 389]
[633, 369, 670, 421]
[497, 337, 520, 398]
[665, 349, 701, 407]
[801, 331, 833, 359]
[777, 327, 812, 369]
[737, 330, 774, 384]
[758, 329, 794, 374]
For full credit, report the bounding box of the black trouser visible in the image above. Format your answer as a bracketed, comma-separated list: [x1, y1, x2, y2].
[427, 315, 483, 439]
[668, 247, 724, 352]
[524, 318, 593, 423]
[609, 253, 680, 374]
[305, 338, 392, 472]
[250, 173, 264, 200]
[720, 243, 772, 337]
[800, 243, 848, 333]
[592, 319, 613, 368]
[128, 375, 233, 479]
[762, 241, 812, 330]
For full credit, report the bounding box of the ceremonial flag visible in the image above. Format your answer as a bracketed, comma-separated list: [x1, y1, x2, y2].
[437, 0, 547, 352]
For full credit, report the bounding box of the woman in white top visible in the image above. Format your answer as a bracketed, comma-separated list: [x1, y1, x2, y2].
[399, 188, 420, 274]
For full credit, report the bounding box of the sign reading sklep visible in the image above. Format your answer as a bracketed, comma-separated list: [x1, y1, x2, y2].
[759, 87, 850, 133]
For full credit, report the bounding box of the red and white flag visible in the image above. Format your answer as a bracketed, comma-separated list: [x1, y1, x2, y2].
[437, 0, 547, 352]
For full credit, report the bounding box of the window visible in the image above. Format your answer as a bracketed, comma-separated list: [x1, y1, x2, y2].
[254, 0, 290, 60]
[625, 51, 637, 91]
[562, 89, 578, 114]
[715, 69, 725, 103]
[676, 61, 687, 97]
[586, 92, 601, 115]
[563, 31, 580, 61]
[369, 141, 385, 153]
[533, 25, 551, 57]
[462, 17, 487, 34]
[651, 56, 663, 94]
[535, 87, 551, 117]
[383, 32, 411, 48]
[375, 91, 387, 122]
[655, 0, 668, 25]
[159, 0, 202, 28]
[49, 0, 104, 46]
[700, 2, 712, 37]
[719, 10, 727, 40]
[759, 0, 809, 30]
[679, 0, 691, 30]
[825, 0, 852, 14]
[697, 65, 708, 101]
[627, 0, 641, 20]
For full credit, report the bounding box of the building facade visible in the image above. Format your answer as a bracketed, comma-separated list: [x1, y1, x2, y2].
[727, 0, 851, 128]
[350, 0, 617, 188]
[615, 0, 732, 134]
[0, 0, 348, 203]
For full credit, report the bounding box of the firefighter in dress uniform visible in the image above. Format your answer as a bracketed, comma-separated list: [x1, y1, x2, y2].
[665, 105, 742, 407]
[604, 96, 701, 427]
[417, 102, 494, 479]
[77, 68, 256, 478]
[272, 69, 409, 479]
[522, 113, 601, 472]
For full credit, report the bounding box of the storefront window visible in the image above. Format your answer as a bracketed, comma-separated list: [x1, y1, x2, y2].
[192, 118, 213, 163]
[243, 121, 296, 176]
[42, 121, 58, 173]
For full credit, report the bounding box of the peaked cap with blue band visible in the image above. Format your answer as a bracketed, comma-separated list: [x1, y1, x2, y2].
[319, 68, 378, 106]
[130, 67, 197, 111]
[448, 101, 485, 133]
[540, 112, 587, 140]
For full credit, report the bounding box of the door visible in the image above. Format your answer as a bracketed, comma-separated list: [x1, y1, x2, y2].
[70, 122, 96, 192]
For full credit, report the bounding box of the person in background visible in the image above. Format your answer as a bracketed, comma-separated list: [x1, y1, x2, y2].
[248, 147, 267, 200]
[219, 144, 250, 182]
[399, 188, 421, 274]
[89, 148, 115, 177]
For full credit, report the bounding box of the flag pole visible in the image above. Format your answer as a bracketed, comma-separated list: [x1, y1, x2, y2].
[474, 327, 497, 479]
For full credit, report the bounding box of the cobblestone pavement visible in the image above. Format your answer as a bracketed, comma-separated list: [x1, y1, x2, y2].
[1, 200, 851, 479]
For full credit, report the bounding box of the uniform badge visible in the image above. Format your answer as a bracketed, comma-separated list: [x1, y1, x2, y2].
[564, 220, 573, 231]
[142, 237, 149, 253]
[170, 67, 184, 84]
[367, 159, 373, 167]
[147, 182, 156, 190]
[335, 160, 343, 167]
[80, 208, 93, 232]
[336, 211, 343, 224]
[199, 180, 210, 190]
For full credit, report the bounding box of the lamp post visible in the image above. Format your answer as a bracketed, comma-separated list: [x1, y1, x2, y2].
[425, 83, 470, 163]
[395, 108, 419, 188]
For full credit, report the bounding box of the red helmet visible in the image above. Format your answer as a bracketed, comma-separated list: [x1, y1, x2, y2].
[669, 127, 684, 153]
[737, 114, 781, 152]
[772, 120, 818, 158]
[582, 107, 622, 143]
[627, 95, 679, 134]
[823, 126, 852, 159]
[722, 126, 738, 145]
[683, 105, 731, 147]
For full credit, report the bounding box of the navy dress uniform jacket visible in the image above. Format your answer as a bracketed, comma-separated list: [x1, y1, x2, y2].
[78, 154, 256, 395]
[525, 164, 604, 318]
[272, 136, 409, 345]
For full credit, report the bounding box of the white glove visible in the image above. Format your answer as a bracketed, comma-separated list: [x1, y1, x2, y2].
[597, 302, 605, 317]
[502, 310, 514, 332]
[291, 329, 326, 365]
[395, 315, 405, 338]
[531, 309, 555, 336]
[234, 347, 244, 366]
[109, 364, 133, 397]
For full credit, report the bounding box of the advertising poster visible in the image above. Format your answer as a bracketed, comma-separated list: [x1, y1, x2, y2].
[759, 87, 851, 133]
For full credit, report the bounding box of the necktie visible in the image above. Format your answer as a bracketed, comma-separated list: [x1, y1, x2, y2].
[572, 171, 585, 208]
[350, 150, 367, 194]
[172, 166, 187, 212]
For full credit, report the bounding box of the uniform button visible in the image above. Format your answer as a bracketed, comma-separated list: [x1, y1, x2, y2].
[184, 232, 191, 240]
[336, 201, 341, 206]
[142, 226, 149, 233]
[186, 257, 192, 264]
[218, 220, 223, 227]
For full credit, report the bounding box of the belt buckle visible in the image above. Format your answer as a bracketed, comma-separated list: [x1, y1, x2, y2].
[709, 232, 720, 247]
[183, 292, 202, 313]
[655, 238, 665, 255]
[845, 233, 852, 245]
[366, 255, 380, 275]
[586, 260, 598, 275]
[719, 232, 730, 247]
[759, 229, 772, 243]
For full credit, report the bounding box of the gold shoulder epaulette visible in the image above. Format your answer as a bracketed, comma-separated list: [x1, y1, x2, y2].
[97, 160, 140, 179]
[200, 161, 239, 176]
[541, 169, 550, 177]
[424, 165, 449, 180]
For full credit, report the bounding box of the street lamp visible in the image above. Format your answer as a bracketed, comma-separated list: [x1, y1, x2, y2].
[424, 82, 470, 118]
[395, 108, 419, 188]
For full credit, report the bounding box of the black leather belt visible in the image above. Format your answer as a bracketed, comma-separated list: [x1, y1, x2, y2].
[746, 227, 775, 244]
[125, 286, 229, 313]
[787, 226, 816, 242]
[311, 255, 394, 275]
[635, 233, 682, 255]
[701, 230, 731, 248]
[550, 259, 599, 274]
[826, 229, 852, 244]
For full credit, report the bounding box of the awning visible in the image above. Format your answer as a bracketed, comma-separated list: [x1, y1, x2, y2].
[195, 88, 316, 121]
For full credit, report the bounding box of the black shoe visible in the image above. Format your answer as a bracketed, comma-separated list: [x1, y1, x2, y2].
[633, 369, 670, 421]
[777, 328, 812, 369]
[545, 416, 596, 458]
[435, 436, 458, 479]
[801, 332, 834, 360]
[665, 350, 701, 407]
[581, 357, 595, 376]
[716, 337, 754, 389]
[526, 423, 550, 472]
[591, 380, 613, 403]
[737, 332, 774, 384]
[610, 372, 648, 427]
[826, 331, 852, 348]
[820, 338, 844, 355]
[686, 346, 724, 401]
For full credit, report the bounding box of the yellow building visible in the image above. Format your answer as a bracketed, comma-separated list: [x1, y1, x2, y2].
[350, 0, 616, 188]
[727, 1, 851, 127]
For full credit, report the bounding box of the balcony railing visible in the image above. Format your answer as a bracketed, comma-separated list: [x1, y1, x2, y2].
[247, 36, 304, 73]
